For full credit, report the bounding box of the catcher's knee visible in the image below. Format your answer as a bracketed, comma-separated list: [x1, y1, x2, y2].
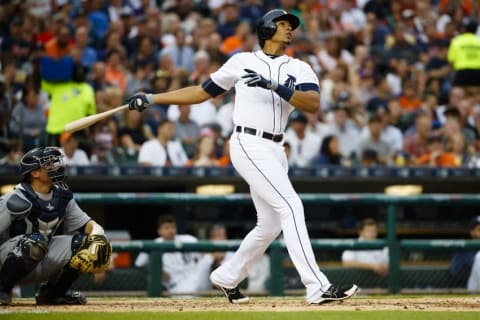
[11, 233, 48, 270]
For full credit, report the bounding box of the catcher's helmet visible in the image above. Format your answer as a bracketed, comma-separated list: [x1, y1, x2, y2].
[257, 9, 300, 45]
[20, 146, 68, 189]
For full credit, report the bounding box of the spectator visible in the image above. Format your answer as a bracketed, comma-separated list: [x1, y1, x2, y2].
[187, 133, 220, 167]
[159, 29, 195, 73]
[403, 112, 433, 163]
[174, 104, 200, 158]
[326, 105, 361, 161]
[41, 62, 96, 146]
[117, 109, 153, 152]
[217, 2, 241, 39]
[451, 215, 480, 291]
[125, 59, 154, 97]
[398, 80, 422, 114]
[362, 105, 404, 157]
[71, 25, 98, 70]
[317, 35, 354, 73]
[90, 87, 120, 164]
[284, 110, 321, 167]
[134, 215, 224, 295]
[8, 86, 46, 153]
[305, 109, 329, 143]
[342, 218, 389, 276]
[0, 139, 24, 166]
[188, 51, 212, 86]
[447, 18, 480, 96]
[415, 135, 458, 167]
[43, 23, 73, 59]
[88, 62, 108, 93]
[220, 21, 252, 56]
[312, 135, 346, 166]
[138, 119, 188, 167]
[59, 132, 90, 166]
[357, 114, 395, 165]
[104, 49, 128, 92]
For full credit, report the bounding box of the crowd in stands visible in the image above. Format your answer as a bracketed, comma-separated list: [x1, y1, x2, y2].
[2, 0, 480, 168]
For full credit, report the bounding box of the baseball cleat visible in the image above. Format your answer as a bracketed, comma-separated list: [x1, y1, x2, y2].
[36, 289, 87, 305]
[308, 284, 358, 304]
[213, 283, 250, 304]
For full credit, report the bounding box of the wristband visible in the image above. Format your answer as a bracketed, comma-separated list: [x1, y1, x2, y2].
[274, 84, 294, 101]
[145, 93, 154, 104]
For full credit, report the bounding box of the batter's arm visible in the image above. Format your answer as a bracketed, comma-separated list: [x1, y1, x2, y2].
[288, 90, 320, 113]
[149, 85, 212, 105]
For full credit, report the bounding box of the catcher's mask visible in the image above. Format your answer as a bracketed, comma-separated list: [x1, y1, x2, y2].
[257, 9, 300, 48]
[20, 146, 68, 189]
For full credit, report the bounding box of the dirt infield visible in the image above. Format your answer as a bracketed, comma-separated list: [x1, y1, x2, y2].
[4, 296, 480, 312]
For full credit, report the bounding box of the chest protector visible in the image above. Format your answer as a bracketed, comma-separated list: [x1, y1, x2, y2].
[9, 183, 73, 240]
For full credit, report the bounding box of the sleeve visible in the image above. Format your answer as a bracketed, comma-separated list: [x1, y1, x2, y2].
[62, 199, 91, 233]
[134, 252, 149, 268]
[209, 54, 242, 91]
[296, 61, 320, 88]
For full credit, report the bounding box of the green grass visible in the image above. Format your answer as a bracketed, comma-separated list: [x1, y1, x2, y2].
[1, 312, 479, 320]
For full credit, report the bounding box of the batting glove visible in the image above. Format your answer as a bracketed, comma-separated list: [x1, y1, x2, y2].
[126, 93, 153, 112]
[242, 69, 294, 101]
[242, 69, 278, 90]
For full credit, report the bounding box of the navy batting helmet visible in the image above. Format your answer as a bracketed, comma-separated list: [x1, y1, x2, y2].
[20, 146, 68, 189]
[257, 9, 300, 46]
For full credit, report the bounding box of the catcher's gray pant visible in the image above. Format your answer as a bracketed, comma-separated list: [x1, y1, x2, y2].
[0, 235, 73, 285]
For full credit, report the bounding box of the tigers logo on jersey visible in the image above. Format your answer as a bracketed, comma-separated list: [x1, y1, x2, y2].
[284, 74, 296, 90]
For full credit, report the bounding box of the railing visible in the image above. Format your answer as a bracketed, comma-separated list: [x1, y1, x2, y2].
[70, 193, 480, 296]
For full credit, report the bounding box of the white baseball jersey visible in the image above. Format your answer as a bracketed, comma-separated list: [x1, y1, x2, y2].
[209, 50, 319, 134]
[134, 235, 212, 293]
[207, 50, 333, 303]
[138, 139, 188, 166]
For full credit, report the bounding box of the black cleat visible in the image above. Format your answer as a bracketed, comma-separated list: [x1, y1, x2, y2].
[213, 284, 249, 304]
[36, 289, 87, 305]
[0, 291, 12, 305]
[309, 284, 358, 304]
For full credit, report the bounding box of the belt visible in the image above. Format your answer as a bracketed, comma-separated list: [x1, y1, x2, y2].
[235, 126, 283, 142]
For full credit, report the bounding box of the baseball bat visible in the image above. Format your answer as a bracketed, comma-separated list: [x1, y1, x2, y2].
[64, 104, 129, 133]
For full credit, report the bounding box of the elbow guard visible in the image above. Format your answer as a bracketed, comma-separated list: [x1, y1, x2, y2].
[6, 194, 32, 221]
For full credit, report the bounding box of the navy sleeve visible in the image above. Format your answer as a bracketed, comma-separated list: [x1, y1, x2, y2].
[295, 83, 320, 92]
[202, 77, 226, 97]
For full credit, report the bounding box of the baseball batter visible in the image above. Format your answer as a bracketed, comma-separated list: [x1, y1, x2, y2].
[0, 147, 111, 305]
[126, 9, 358, 304]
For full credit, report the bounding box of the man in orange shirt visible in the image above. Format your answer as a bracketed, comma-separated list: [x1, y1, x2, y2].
[416, 135, 458, 167]
[44, 24, 74, 59]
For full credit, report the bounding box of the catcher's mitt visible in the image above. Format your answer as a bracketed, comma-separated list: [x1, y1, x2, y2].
[70, 234, 112, 273]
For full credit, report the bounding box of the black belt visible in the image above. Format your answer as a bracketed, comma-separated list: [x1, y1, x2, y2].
[235, 126, 283, 142]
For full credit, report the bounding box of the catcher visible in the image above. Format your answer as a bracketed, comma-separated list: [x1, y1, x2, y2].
[0, 146, 111, 305]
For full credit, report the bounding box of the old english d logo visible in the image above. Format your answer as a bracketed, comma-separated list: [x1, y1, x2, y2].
[284, 74, 296, 90]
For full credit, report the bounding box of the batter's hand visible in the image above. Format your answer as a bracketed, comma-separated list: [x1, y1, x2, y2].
[242, 69, 278, 90]
[125, 93, 152, 112]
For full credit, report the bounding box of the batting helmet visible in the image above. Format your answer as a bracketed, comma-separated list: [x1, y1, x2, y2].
[257, 9, 300, 46]
[20, 146, 68, 189]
